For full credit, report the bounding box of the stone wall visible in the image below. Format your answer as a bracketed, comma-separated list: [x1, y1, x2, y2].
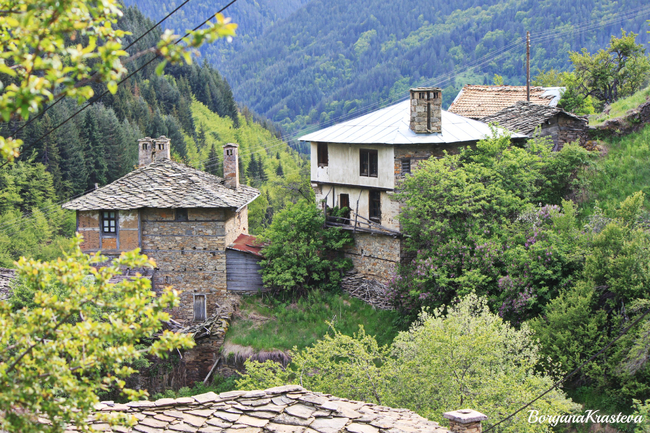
[589, 101, 650, 139]
[141, 207, 230, 324]
[77, 209, 140, 253]
[393, 143, 464, 182]
[343, 233, 401, 284]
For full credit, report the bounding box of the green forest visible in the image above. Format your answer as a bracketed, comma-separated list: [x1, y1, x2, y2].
[124, 0, 650, 134]
[0, 4, 306, 267]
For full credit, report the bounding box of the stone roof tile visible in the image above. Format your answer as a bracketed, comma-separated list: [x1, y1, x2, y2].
[67, 386, 450, 433]
[479, 101, 587, 135]
[448, 85, 563, 119]
[62, 159, 259, 211]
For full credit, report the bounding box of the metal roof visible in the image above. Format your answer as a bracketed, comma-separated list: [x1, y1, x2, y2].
[299, 99, 525, 145]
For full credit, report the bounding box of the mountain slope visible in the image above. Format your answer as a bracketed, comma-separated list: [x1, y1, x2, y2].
[216, 0, 650, 133]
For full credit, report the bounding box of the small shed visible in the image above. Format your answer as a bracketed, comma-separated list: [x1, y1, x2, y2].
[226, 234, 265, 292]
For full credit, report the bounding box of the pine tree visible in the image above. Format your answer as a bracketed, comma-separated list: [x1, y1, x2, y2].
[205, 144, 220, 176]
[276, 161, 284, 177]
[238, 156, 247, 185]
[82, 109, 108, 189]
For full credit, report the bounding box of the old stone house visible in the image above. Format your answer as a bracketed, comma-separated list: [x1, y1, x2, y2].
[480, 101, 589, 150]
[299, 88, 523, 284]
[448, 84, 564, 119]
[62, 136, 259, 323]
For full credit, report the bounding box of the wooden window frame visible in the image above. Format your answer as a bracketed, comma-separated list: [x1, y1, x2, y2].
[317, 143, 328, 167]
[369, 190, 381, 223]
[193, 294, 207, 322]
[360, 149, 378, 177]
[101, 210, 118, 235]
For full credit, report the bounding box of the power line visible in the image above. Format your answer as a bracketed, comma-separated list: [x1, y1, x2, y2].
[8, 0, 195, 140]
[483, 306, 650, 433]
[2, 0, 242, 168]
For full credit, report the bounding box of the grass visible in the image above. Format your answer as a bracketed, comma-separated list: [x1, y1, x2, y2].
[151, 375, 237, 400]
[224, 290, 399, 353]
[579, 123, 650, 216]
[589, 86, 650, 126]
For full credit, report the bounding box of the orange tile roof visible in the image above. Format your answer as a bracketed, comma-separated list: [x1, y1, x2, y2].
[448, 85, 559, 119]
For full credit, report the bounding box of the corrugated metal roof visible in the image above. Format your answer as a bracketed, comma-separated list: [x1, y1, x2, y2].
[227, 233, 265, 258]
[299, 100, 525, 145]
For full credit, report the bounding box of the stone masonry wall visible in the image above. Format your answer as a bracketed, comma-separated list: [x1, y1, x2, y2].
[394, 143, 465, 182]
[343, 233, 401, 284]
[141, 207, 229, 324]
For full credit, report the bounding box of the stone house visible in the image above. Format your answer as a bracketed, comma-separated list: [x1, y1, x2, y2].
[299, 88, 523, 284]
[448, 84, 564, 119]
[480, 101, 589, 150]
[62, 136, 259, 323]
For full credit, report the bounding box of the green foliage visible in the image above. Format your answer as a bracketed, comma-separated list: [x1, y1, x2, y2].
[0, 0, 236, 161]
[590, 85, 650, 126]
[236, 294, 579, 433]
[225, 290, 398, 352]
[260, 200, 353, 296]
[392, 130, 593, 321]
[0, 237, 194, 433]
[152, 375, 238, 400]
[568, 30, 650, 107]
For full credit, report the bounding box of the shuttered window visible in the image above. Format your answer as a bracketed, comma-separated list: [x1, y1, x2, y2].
[193, 295, 206, 322]
[402, 159, 411, 174]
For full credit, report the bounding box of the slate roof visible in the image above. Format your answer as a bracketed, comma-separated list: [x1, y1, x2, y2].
[0, 268, 16, 301]
[74, 385, 449, 433]
[448, 85, 564, 119]
[228, 234, 264, 258]
[480, 101, 587, 135]
[299, 99, 525, 145]
[62, 159, 259, 211]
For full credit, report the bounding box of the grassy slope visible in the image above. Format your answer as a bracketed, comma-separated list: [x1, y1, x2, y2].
[580, 124, 650, 215]
[589, 86, 650, 126]
[225, 290, 399, 353]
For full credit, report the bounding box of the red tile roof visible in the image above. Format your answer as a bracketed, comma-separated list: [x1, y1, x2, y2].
[448, 85, 561, 119]
[228, 233, 264, 257]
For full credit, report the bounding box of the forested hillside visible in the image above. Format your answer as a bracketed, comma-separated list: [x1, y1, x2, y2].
[0, 4, 304, 266]
[126, 0, 650, 134]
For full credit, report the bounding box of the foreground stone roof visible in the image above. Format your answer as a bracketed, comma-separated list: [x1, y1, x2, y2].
[62, 159, 259, 211]
[85, 385, 448, 433]
[480, 101, 587, 135]
[448, 85, 563, 119]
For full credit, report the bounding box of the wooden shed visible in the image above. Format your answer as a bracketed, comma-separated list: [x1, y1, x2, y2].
[226, 234, 265, 292]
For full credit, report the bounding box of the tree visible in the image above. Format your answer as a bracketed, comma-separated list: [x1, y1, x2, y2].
[568, 30, 650, 107]
[259, 199, 353, 297]
[0, 0, 237, 161]
[0, 238, 194, 432]
[237, 294, 579, 433]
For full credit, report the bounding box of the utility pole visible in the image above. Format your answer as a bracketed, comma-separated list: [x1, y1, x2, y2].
[526, 31, 530, 102]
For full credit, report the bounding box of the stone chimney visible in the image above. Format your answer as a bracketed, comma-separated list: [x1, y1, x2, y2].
[223, 143, 239, 189]
[443, 409, 488, 433]
[138, 136, 171, 167]
[410, 87, 442, 133]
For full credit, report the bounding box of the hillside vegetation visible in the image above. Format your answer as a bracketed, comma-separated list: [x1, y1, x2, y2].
[132, 0, 650, 134]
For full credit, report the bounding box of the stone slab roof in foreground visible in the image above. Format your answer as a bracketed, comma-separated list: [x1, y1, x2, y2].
[81, 385, 449, 433]
[62, 159, 259, 211]
[480, 101, 586, 135]
[448, 85, 563, 119]
[0, 268, 15, 301]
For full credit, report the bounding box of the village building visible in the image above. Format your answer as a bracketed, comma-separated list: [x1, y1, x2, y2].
[62, 136, 259, 323]
[299, 88, 524, 285]
[480, 101, 589, 150]
[448, 84, 563, 119]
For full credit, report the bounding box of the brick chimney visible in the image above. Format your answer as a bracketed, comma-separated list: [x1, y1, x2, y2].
[410, 87, 442, 133]
[223, 143, 239, 189]
[138, 136, 171, 167]
[443, 409, 488, 433]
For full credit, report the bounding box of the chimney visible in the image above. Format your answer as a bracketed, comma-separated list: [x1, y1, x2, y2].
[410, 87, 442, 133]
[223, 143, 239, 189]
[443, 409, 488, 433]
[138, 135, 171, 167]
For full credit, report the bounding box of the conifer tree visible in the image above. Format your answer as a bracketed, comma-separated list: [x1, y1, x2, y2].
[205, 144, 221, 176]
[82, 110, 108, 189]
[276, 161, 284, 177]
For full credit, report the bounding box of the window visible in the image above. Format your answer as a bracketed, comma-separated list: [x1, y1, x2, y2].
[339, 193, 350, 223]
[360, 149, 378, 177]
[101, 211, 117, 234]
[175, 208, 188, 221]
[369, 190, 381, 223]
[402, 159, 411, 174]
[194, 294, 206, 322]
[317, 143, 328, 167]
